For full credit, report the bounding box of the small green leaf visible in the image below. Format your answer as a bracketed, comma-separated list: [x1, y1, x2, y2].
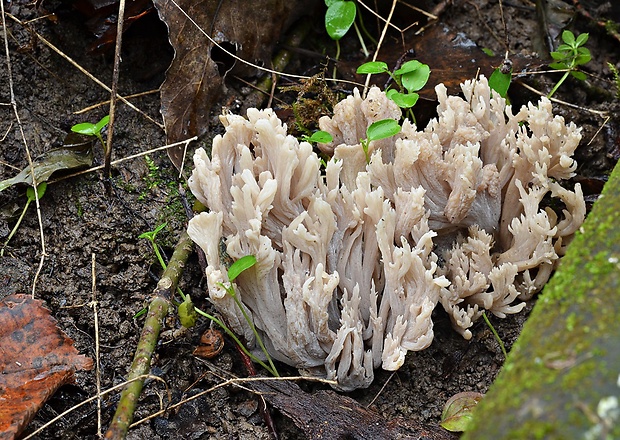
[561, 29, 575, 45]
[94, 115, 110, 133]
[550, 51, 565, 61]
[387, 91, 419, 108]
[401, 63, 430, 92]
[228, 255, 257, 282]
[325, 1, 356, 41]
[440, 391, 484, 432]
[304, 130, 333, 144]
[393, 59, 423, 76]
[138, 222, 168, 240]
[549, 62, 568, 70]
[571, 70, 587, 80]
[366, 119, 401, 142]
[575, 52, 591, 66]
[575, 32, 589, 46]
[356, 61, 389, 75]
[481, 47, 495, 56]
[178, 295, 197, 328]
[71, 122, 98, 136]
[489, 67, 512, 98]
[26, 182, 47, 202]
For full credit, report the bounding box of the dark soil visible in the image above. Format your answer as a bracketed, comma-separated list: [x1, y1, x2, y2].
[1, 0, 618, 439]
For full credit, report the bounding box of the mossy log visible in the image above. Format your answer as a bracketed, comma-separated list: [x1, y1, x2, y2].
[463, 161, 620, 439]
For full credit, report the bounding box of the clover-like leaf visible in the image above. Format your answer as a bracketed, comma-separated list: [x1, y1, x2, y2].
[356, 61, 389, 75]
[325, 1, 356, 41]
[366, 119, 401, 142]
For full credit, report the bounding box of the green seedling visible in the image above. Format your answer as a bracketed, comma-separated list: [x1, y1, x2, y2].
[71, 115, 110, 155]
[217, 255, 280, 376]
[360, 118, 401, 163]
[357, 59, 430, 122]
[301, 130, 334, 144]
[138, 222, 168, 270]
[547, 30, 591, 98]
[488, 63, 512, 99]
[139, 225, 279, 375]
[325, 0, 371, 73]
[1, 182, 47, 257]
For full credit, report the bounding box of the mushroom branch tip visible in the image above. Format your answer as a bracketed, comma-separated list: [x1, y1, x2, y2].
[187, 76, 585, 390]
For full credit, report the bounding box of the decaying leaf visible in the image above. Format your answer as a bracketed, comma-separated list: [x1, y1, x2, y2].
[152, 0, 313, 170]
[440, 391, 484, 432]
[0, 294, 94, 440]
[0, 134, 94, 192]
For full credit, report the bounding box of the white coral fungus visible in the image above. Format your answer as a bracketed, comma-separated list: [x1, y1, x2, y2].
[187, 76, 585, 390]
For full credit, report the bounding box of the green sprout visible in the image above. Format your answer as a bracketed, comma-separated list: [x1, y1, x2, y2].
[488, 62, 512, 99]
[357, 59, 431, 122]
[139, 225, 279, 376]
[217, 255, 280, 376]
[1, 182, 47, 256]
[71, 115, 110, 155]
[360, 118, 401, 163]
[547, 30, 591, 98]
[325, 0, 371, 72]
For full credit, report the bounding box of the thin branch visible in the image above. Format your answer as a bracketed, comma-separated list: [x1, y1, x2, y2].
[90, 253, 103, 437]
[104, 230, 194, 439]
[104, 0, 126, 178]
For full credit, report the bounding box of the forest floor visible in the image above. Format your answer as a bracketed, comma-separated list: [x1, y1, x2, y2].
[1, 0, 618, 438]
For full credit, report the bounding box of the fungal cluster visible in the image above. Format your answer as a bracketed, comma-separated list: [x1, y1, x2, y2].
[187, 76, 585, 390]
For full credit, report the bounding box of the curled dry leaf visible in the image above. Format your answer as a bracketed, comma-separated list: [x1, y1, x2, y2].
[152, 0, 313, 170]
[440, 391, 484, 432]
[0, 294, 94, 440]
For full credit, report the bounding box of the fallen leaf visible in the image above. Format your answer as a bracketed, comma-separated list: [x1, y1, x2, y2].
[0, 294, 93, 440]
[0, 135, 93, 192]
[152, 0, 313, 170]
[440, 391, 484, 432]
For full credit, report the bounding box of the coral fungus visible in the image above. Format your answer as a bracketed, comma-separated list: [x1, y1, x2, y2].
[187, 76, 585, 390]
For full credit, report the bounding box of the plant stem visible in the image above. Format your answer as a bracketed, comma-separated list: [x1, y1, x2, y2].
[227, 288, 279, 376]
[0, 198, 31, 256]
[547, 70, 570, 98]
[105, 230, 193, 439]
[482, 311, 507, 358]
[353, 21, 369, 57]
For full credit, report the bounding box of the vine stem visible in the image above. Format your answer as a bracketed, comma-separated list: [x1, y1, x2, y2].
[105, 231, 194, 439]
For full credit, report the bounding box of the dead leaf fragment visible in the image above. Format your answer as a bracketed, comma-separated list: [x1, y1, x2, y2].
[152, 0, 313, 169]
[0, 294, 93, 440]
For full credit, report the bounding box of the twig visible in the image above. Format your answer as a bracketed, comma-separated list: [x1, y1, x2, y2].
[90, 253, 103, 437]
[104, 0, 126, 179]
[362, 0, 397, 96]
[104, 230, 194, 439]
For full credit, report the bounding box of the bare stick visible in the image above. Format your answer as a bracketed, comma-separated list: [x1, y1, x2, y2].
[104, 230, 194, 439]
[90, 253, 103, 437]
[104, 0, 126, 179]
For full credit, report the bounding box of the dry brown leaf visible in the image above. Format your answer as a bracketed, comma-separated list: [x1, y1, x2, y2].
[152, 0, 312, 170]
[0, 294, 93, 440]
